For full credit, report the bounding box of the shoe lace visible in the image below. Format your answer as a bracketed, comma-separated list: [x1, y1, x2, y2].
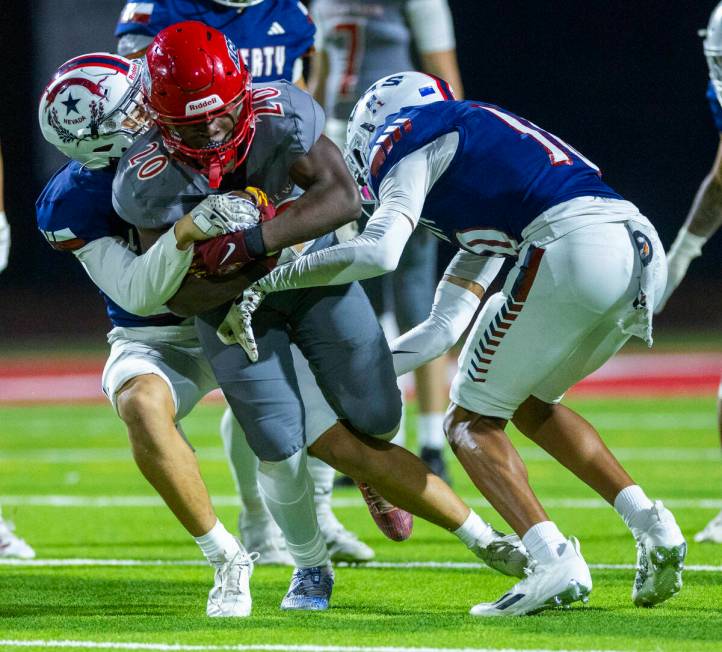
[288, 567, 332, 598]
[357, 482, 396, 515]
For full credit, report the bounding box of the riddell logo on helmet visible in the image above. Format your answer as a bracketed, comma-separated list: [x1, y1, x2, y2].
[186, 95, 223, 116]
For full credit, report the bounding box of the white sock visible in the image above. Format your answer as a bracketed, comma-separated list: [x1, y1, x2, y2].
[258, 450, 329, 568]
[219, 408, 271, 523]
[453, 510, 495, 548]
[418, 413, 446, 450]
[614, 485, 653, 529]
[195, 520, 240, 565]
[522, 521, 567, 564]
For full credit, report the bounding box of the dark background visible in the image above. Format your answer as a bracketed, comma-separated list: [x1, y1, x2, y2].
[0, 1, 720, 342]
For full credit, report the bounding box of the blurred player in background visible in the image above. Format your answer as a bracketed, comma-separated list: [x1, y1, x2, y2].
[114, 0, 374, 563]
[308, 0, 464, 479]
[657, 1, 722, 544]
[0, 142, 35, 560]
[233, 71, 687, 616]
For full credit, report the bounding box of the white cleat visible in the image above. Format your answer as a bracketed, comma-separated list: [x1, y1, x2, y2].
[206, 544, 258, 617]
[694, 510, 722, 544]
[631, 500, 686, 607]
[470, 531, 530, 579]
[318, 509, 375, 563]
[0, 519, 35, 559]
[470, 537, 592, 617]
[240, 513, 294, 566]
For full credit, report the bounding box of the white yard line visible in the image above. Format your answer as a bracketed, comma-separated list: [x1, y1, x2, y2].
[2, 446, 720, 464]
[2, 495, 721, 509]
[0, 640, 632, 652]
[0, 558, 719, 572]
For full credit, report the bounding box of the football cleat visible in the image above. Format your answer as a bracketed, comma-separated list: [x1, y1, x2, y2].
[356, 482, 413, 541]
[206, 544, 257, 617]
[280, 564, 334, 610]
[470, 531, 530, 579]
[318, 509, 374, 563]
[631, 501, 686, 607]
[469, 537, 592, 617]
[694, 510, 722, 544]
[420, 446, 451, 484]
[239, 512, 294, 567]
[0, 518, 35, 559]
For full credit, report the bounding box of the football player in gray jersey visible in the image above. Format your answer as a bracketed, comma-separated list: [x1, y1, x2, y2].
[309, 0, 464, 479]
[113, 22, 530, 611]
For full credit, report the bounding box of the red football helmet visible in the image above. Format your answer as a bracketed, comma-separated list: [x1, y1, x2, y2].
[143, 21, 255, 188]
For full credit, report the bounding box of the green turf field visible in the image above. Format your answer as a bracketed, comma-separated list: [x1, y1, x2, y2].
[1, 397, 722, 652]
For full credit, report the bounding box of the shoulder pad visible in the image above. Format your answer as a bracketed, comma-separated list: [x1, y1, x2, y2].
[36, 162, 117, 251]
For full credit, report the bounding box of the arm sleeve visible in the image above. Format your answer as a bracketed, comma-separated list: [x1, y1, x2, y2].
[405, 0, 456, 54]
[390, 252, 503, 376]
[256, 140, 441, 293]
[74, 228, 193, 316]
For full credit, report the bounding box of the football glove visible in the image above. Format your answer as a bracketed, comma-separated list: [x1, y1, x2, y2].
[655, 226, 706, 313]
[189, 191, 262, 238]
[217, 283, 267, 361]
[0, 211, 9, 273]
[190, 187, 277, 277]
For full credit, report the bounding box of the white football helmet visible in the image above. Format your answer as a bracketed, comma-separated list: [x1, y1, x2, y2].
[703, 2, 722, 104]
[38, 53, 146, 169]
[344, 71, 455, 206]
[211, 0, 264, 8]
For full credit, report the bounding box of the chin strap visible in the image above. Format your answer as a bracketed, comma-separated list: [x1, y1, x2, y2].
[207, 157, 223, 189]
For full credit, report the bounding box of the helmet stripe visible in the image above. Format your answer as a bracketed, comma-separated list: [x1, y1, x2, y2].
[55, 55, 130, 78]
[426, 74, 454, 101]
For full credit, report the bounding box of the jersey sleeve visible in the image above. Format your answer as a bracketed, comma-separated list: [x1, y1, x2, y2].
[75, 228, 192, 316]
[405, 0, 457, 54]
[283, 83, 326, 159]
[112, 131, 191, 231]
[706, 80, 722, 133]
[36, 165, 117, 251]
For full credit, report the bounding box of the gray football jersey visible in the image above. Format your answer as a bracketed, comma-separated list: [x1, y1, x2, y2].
[311, 0, 414, 120]
[112, 81, 325, 230]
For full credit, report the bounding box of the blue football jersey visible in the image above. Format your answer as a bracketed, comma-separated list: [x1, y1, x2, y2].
[115, 0, 315, 82]
[706, 80, 722, 133]
[369, 100, 621, 253]
[36, 161, 185, 329]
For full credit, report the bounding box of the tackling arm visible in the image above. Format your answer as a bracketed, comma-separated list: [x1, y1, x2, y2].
[75, 228, 193, 316]
[253, 139, 443, 294]
[133, 227, 272, 317]
[390, 251, 503, 376]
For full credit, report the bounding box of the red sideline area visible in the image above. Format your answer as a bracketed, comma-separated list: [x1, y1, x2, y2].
[1, 353, 720, 404]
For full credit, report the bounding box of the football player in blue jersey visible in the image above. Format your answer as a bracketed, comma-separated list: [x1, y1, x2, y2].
[0, 142, 35, 561]
[657, 2, 722, 544]
[37, 52, 357, 615]
[116, 0, 314, 86]
[309, 0, 465, 482]
[114, 0, 375, 564]
[232, 71, 688, 615]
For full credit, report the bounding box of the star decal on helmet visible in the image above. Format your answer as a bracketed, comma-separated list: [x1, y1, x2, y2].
[61, 92, 81, 116]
